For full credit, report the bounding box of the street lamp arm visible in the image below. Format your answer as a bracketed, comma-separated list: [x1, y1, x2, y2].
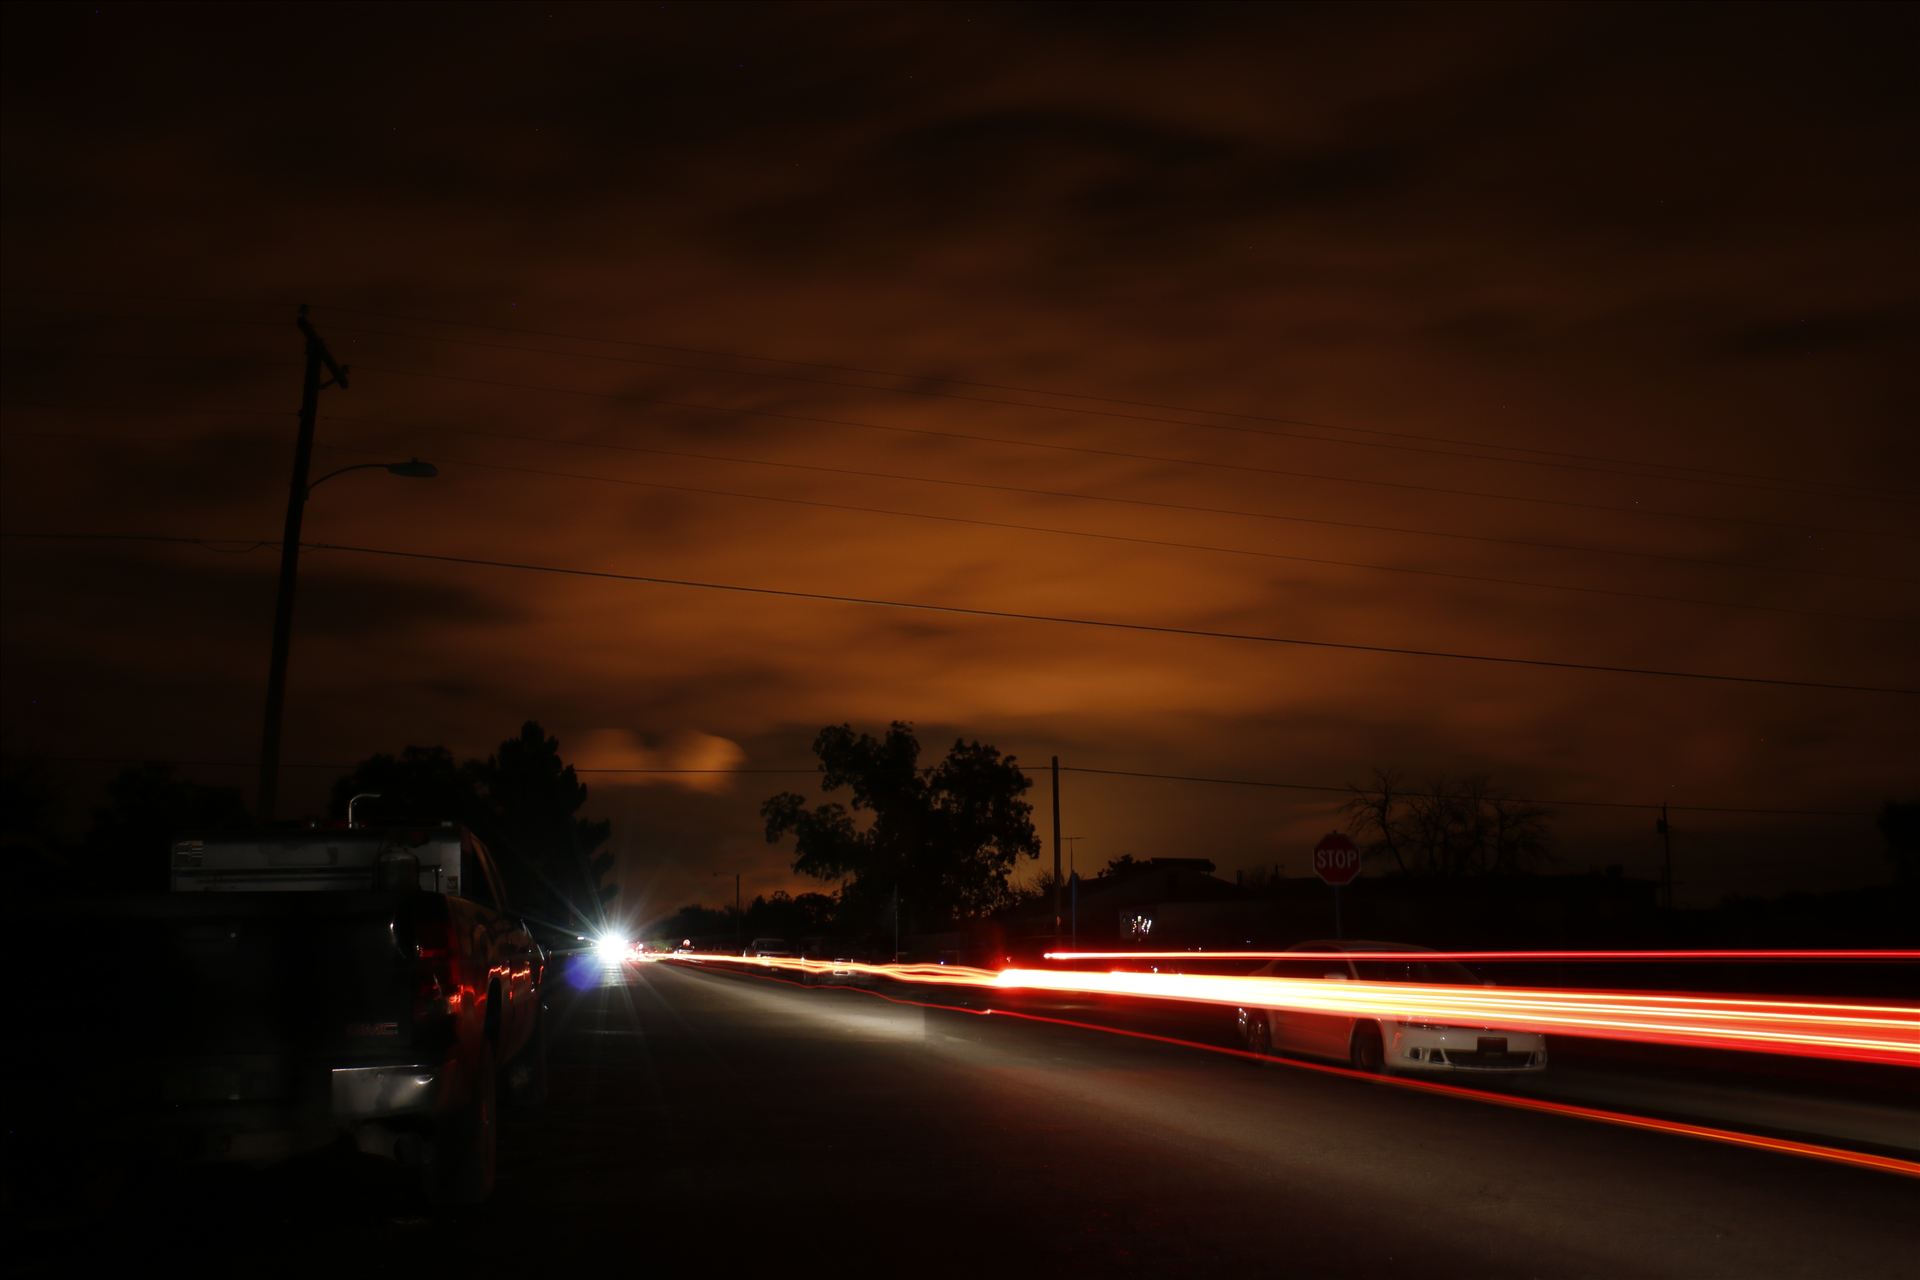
[307, 462, 392, 493]
[307, 457, 438, 494]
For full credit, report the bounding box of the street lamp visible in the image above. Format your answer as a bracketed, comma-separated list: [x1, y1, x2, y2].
[255, 307, 438, 822]
[308, 458, 439, 492]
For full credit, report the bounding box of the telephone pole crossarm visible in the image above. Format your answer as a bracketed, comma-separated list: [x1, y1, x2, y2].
[297, 305, 350, 389]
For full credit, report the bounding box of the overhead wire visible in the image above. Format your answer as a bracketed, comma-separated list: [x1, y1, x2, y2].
[23, 753, 1880, 818]
[13, 417, 1915, 631]
[302, 436, 1917, 626]
[337, 356, 1919, 544]
[3, 529, 1912, 694]
[19, 339, 1898, 541]
[317, 302, 1917, 505]
[5, 289, 1910, 506]
[5, 399, 1916, 588]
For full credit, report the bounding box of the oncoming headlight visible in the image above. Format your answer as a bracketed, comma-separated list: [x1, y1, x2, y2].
[594, 931, 632, 965]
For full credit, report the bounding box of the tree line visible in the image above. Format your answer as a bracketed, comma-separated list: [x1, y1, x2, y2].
[3, 721, 612, 941]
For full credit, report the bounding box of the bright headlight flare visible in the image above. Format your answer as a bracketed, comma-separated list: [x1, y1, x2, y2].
[666, 952, 1920, 1067]
[594, 931, 633, 965]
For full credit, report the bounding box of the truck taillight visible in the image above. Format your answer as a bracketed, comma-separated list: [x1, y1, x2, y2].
[414, 921, 463, 1018]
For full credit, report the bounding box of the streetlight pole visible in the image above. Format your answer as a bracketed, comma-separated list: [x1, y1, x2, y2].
[1062, 835, 1084, 950]
[256, 305, 435, 822]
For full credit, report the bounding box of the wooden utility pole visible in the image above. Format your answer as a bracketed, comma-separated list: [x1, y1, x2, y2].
[1051, 755, 1062, 944]
[257, 305, 348, 821]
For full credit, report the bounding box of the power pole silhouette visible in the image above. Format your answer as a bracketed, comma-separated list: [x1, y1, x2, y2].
[257, 305, 348, 821]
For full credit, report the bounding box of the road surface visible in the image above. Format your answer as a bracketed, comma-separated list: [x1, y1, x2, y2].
[9, 960, 1917, 1275]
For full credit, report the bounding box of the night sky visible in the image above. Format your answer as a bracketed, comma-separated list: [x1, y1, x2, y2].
[2, 2, 1915, 916]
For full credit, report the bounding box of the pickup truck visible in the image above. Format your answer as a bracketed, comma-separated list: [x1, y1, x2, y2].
[17, 823, 546, 1205]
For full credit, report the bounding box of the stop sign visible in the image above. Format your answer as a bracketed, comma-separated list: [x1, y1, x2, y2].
[1313, 832, 1363, 886]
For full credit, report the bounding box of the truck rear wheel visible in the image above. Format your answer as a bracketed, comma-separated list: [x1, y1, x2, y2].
[427, 1042, 496, 1206]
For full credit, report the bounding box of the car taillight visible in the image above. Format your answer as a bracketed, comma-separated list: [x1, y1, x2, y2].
[415, 919, 463, 1019]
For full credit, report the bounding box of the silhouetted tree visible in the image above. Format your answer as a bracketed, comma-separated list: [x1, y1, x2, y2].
[1344, 768, 1551, 876]
[1341, 767, 1411, 873]
[86, 762, 250, 892]
[328, 745, 484, 829]
[484, 722, 615, 929]
[740, 888, 841, 941]
[762, 722, 1039, 934]
[3, 753, 72, 893]
[651, 902, 734, 945]
[1879, 800, 1920, 886]
[330, 722, 613, 935]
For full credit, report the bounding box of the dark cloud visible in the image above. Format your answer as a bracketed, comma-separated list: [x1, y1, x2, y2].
[4, 1, 1915, 913]
[1725, 306, 1920, 360]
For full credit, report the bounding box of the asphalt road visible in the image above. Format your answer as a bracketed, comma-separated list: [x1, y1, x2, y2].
[9, 960, 1917, 1275]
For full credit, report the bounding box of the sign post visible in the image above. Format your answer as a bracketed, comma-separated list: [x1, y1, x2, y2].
[1313, 832, 1362, 938]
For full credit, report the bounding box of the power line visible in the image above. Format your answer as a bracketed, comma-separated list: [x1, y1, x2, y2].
[339, 358, 1916, 544]
[324, 305, 1906, 503]
[14, 421, 1913, 624]
[318, 317, 1920, 511]
[31, 756, 818, 775]
[6, 529, 1912, 694]
[25, 754, 1878, 818]
[335, 413, 1919, 587]
[306, 437, 1917, 626]
[36, 342, 1888, 540]
[1053, 766, 1877, 818]
[7, 299, 1912, 514]
[7, 400, 1916, 588]
[10, 291, 1903, 505]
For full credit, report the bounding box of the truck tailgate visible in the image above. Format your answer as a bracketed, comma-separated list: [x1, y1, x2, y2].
[23, 892, 429, 1137]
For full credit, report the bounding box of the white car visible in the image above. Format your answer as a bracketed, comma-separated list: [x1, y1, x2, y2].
[1234, 940, 1547, 1074]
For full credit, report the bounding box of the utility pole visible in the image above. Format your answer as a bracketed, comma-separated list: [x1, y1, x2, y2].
[1051, 755, 1062, 945]
[1657, 802, 1673, 912]
[256, 305, 348, 822]
[1062, 836, 1085, 950]
[713, 871, 742, 948]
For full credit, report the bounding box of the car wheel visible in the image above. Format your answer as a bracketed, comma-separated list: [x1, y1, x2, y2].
[427, 1041, 497, 1206]
[1348, 1022, 1385, 1073]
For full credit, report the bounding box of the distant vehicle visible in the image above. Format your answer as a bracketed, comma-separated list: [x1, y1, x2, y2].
[746, 937, 795, 960]
[821, 955, 877, 987]
[22, 824, 547, 1204]
[1233, 940, 1547, 1075]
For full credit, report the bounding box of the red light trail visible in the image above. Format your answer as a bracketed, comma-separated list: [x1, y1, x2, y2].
[660, 957, 1920, 1180]
[1043, 949, 1920, 963]
[660, 952, 1920, 1067]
